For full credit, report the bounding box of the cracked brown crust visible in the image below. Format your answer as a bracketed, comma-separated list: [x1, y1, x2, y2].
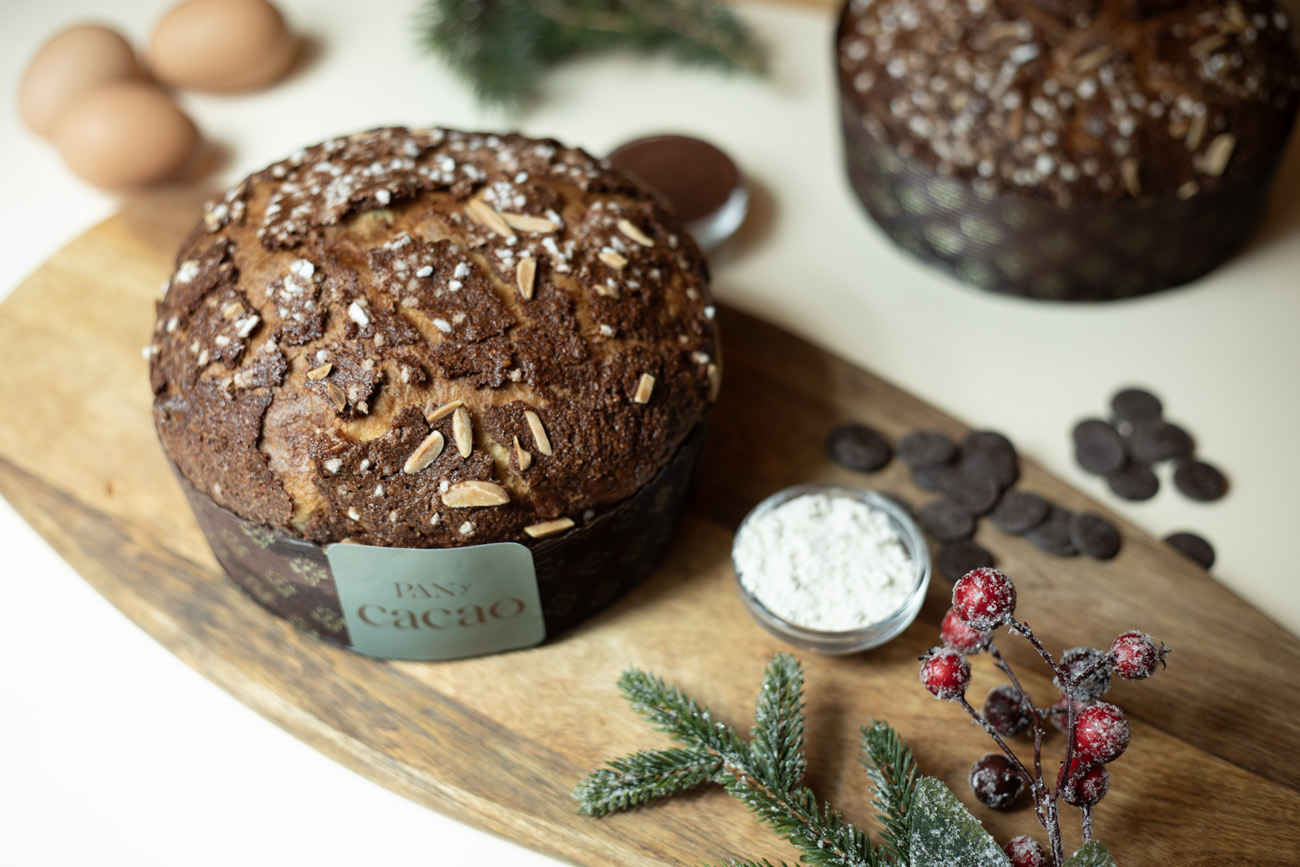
[149, 127, 719, 548]
[837, 0, 1300, 206]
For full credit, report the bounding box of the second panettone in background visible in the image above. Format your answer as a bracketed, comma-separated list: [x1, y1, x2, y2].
[836, 0, 1300, 300]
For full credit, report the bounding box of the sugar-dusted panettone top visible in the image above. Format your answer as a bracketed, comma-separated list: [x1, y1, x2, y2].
[148, 127, 720, 548]
[837, 0, 1300, 207]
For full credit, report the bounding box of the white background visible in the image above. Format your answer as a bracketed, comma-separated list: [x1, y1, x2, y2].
[3, 1, 1299, 865]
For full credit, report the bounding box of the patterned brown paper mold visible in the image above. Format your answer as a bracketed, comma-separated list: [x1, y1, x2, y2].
[834, 0, 1300, 302]
[174, 418, 710, 655]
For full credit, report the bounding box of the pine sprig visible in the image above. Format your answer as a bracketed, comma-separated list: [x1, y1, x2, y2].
[750, 653, 807, 792]
[571, 747, 722, 817]
[417, 0, 768, 110]
[859, 721, 920, 866]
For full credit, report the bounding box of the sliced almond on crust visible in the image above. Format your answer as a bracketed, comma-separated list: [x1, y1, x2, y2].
[442, 479, 510, 508]
[524, 517, 575, 538]
[326, 382, 348, 411]
[616, 218, 655, 247]
[403, 431, 445, 474]
[500, 212, 558, 233]
[452, 405, 473, 457]
[425, 399, 464, 424]
[525, 409, 553, 456]
[307, 363, 333, 381]
[598, 249, 628, 270]
[632, 373, 656, 405]
[516, 257, 537, 300]
[466, 199, 515, 238]
[1202, 133, 1236, 178]
[513, 435, 532, 471]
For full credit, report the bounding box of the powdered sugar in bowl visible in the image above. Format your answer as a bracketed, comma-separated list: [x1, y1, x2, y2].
[732, 484, 931, 654]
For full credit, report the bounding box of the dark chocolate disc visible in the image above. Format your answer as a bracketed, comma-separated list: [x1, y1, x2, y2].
[1106, 461, 1159, 501]
[1164, 531, 1216, 569]
[1068, 512, 1121, 560]
[936, 539, 996, 583]
[960, 430, 1019, 490]
[825, 422, 892, 472]
[1110, 387, 1163, 424]
[945, 475, 1003, 516]
[1073, 418, 1126, 475]
[1126, 420, 1193, 464]
[912, 461, 963, 493]
[897, 430, 957, 468]
[1173, 459, 1227, 501]
[990, 491, 1051, 535]
[918, 499, 977, 542]
[1026, 506, 1078, 556]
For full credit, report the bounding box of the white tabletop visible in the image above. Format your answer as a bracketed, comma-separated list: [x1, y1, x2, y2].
[3, 1, 1299, 865]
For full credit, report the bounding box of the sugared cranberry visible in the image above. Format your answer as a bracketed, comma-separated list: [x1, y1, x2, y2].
[1111, 630, 1167, 680]
[1053, 646, 1111, 702]
[1048, 694, 1093, 734]
[1058, 757, 1109, 806]
[952, 567, 1017, 630]
[920, 647, 971, 701]
[1004, 835, 1048, 867]
[982, 684, 1032, 737]
[969, 753, 1025, 810]
[1073, 702, 1130, 764]
[941, 607, 992, 654]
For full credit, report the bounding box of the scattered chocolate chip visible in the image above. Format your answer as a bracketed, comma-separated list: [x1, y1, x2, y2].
[1164, 531, 1216, 569]
[1073, 419, 1126, 475]
[825, 422, 892, 472]
[945, 475, 1002, 516]
[1105, 461, 1159, 501]
[918, 499, 977, 542]
[1173, 458, 1227, 501]
[1111, 387, 1163, 424]
[897, 430, 957, 468]
[1126, 420, 1193, 464]
[960, 430, 1020, 490]
[912, 461, 963, 493]
[1068, 512, 1121, 560]
[936, 538, 996, 583]
[990, 491, 1051, 535]
[1026, 506, 1078, 556]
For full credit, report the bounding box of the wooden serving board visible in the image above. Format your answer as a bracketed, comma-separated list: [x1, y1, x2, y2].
[2, 191, 1298, 866]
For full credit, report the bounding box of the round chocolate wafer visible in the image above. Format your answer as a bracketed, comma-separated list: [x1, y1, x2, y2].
[961, 430, 1019, 491]
[1126, 420, 1194, 465]
[1173, 459, 1228, 501]
[945, 475, 1002, 516]
[912, 461, 963, 494]
[1106, 461, 1159, 501]
[1164, 531, 1216, 569]
[1073, 418, 1126, 475]
[897, 430, 957, 468]
[1026, 506, 1078, 556]
[936, 539, 995, 583]
[826, 422, 892, 472]
[1111, 388, 1163, 425]
[918, 499, 977, 542]
[1068, 512, 1121, 561]
[990, 491, 1051, 535]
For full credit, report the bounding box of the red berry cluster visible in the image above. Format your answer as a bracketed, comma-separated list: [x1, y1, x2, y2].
[918, 567, 1169, 866]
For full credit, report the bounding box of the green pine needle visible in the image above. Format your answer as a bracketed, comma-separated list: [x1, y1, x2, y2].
[859, 721, 920, 866]
[417, 0, 768, 110]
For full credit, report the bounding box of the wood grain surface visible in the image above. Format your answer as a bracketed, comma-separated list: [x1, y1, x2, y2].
[1, 190, 1298, 866]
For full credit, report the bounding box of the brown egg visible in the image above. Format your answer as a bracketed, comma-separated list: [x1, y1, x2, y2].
[19, 24, 145, 138]
[54, 82, 200, 189]
[149, 0, 296, 93]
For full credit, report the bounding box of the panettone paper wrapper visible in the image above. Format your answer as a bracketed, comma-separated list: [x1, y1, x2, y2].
[172, 418, 709, 661]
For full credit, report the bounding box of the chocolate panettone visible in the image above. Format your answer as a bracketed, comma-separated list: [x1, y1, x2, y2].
[837, 0, 1300, 299]
[146, 128, 720, 654]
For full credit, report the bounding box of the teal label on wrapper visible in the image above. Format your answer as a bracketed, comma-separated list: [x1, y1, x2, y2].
[326, 542, 545, 661]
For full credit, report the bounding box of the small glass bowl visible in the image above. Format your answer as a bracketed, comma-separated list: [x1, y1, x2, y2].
[732, 484, 931, 654]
